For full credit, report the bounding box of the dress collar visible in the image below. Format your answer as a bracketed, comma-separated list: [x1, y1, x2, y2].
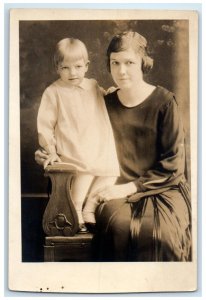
[78, 78, 90, 90]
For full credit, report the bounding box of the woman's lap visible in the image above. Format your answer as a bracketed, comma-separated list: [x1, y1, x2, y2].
[93, 198, 131, 261]
[94, 189, 192, 261]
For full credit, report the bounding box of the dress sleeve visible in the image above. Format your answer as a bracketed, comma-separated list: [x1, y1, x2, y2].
[134, 96, 186, 192]
[94, 80, 106, 96]
[37, 87, 58, 154]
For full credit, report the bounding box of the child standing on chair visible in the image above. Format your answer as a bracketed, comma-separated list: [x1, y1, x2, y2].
[37, 38, 120, 232]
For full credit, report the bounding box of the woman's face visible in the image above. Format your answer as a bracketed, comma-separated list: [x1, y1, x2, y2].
[110, 48, 143, 90]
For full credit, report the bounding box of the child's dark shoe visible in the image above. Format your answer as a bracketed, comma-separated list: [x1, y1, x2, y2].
[78, 223, 89, 234]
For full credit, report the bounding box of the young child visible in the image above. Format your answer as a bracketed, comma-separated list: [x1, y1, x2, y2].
[37, 38, 120, 232]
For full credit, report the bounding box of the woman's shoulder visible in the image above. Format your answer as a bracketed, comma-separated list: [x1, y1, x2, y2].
[154, 85, 176, 108]
[104, 85, 176, 109]
[103, 90, 119, 109]
[104, 88, 118, 101]
[155, 85, 175, 100]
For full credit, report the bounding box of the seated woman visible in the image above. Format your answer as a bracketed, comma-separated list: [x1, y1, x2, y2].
[35, 31, 192, 262]
[91, 31, 192, 262]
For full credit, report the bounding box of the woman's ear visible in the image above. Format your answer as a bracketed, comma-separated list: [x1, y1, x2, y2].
[142, 56, 153, 73]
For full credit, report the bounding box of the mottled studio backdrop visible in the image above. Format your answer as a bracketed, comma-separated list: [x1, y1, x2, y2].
[20, 20, 190, 194]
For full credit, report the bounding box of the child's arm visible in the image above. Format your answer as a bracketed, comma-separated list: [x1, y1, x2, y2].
[106, 86, 118, 94]
[98, 86, 107, 96]
[37, 87, 59, 166]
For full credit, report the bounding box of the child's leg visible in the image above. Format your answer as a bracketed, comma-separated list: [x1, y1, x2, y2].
[83, 176, 117, 224]
[70, 174, 94, 225]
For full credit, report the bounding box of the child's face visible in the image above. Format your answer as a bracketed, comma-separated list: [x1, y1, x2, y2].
[57, 58, 88, 87]
[110, 48, 143, 90]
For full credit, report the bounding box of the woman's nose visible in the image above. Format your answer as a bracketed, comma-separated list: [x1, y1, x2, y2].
[119, 64, 126, 75]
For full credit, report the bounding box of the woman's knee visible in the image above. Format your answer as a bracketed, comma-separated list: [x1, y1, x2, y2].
[96, 199, 131, 231]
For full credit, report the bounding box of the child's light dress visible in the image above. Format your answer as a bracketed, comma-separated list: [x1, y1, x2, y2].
[37, 78, 120, 176]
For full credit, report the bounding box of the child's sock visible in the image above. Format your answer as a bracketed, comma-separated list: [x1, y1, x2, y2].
[75, 209, 84, 225]
[82, 210, 96, 224]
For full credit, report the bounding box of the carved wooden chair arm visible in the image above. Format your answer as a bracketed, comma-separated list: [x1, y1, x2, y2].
[42, 164, 79, 236]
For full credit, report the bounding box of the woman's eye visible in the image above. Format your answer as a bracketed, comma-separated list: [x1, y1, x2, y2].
[126, 61, 134, 65]
[111, 61, 118, 65]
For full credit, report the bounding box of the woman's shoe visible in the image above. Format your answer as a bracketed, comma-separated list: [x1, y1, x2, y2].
[85, 222, 96, 234]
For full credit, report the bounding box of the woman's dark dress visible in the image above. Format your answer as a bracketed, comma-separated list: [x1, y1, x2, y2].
[93, 86, 192, 262]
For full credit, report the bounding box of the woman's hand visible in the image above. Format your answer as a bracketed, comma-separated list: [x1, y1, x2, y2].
[93, 182, 137, 202]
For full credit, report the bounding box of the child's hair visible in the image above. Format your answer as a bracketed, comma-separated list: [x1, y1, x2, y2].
[54, 38, 89, 69]
[106, 31, 153, 74]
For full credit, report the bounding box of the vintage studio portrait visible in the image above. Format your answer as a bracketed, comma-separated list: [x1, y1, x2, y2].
[19, 18, 193, 265]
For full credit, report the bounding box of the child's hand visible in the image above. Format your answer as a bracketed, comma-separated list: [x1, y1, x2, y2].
[34, 149, 49, 166]
[43, 153, 62, 169]
[99, 86, 107, 96]
[106, 86, 118, 95]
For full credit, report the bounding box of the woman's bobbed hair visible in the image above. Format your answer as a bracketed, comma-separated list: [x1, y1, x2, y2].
[106, 31, 153, 74]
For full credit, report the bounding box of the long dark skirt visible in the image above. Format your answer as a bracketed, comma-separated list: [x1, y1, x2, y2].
[92, 185, 192, 262]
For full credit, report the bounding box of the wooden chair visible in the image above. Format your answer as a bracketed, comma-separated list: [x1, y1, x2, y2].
[42, 164, 93, 262]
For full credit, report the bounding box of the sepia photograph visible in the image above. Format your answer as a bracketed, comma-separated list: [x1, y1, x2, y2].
[9, 8, 198, 293]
